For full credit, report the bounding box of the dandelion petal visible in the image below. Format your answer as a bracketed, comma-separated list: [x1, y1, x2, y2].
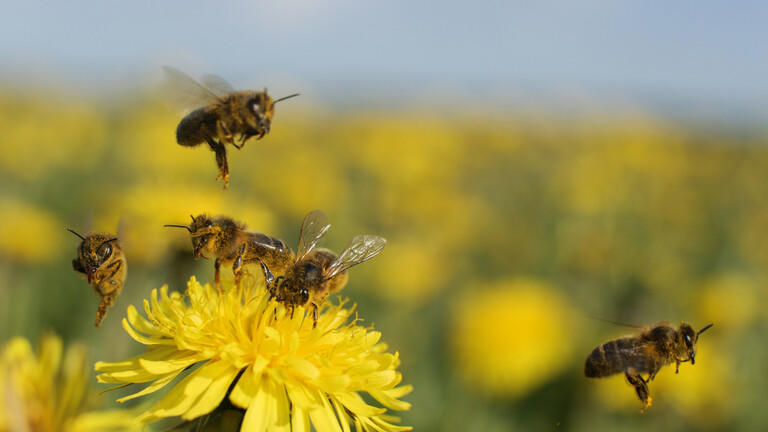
[241, 374, 274, 432]
[182, 363, 240, 419]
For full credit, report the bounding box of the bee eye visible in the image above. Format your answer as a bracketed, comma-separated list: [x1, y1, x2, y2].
[99, 244, 112, 258]
[252, 103, 260, 112]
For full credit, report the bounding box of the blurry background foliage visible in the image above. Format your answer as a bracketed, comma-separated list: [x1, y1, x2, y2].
[1, 87, 768, 432]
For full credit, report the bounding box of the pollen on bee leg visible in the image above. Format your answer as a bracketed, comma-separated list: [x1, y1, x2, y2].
[95, 296, 113, 328]
[215, 172, 230, 189]
[640, 396, 653, 413]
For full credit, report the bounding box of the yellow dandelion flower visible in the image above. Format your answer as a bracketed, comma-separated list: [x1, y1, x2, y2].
[452, 278, 577, 398]
[0, 198, 63, 263]
[0, 334, 140, 432]
[95, 276, 413, 432]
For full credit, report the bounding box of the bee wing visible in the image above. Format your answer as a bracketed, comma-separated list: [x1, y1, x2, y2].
[588, 316, 644, 329]
[201, 74, 235, 97]
[162, 66, 222, 110]
[324, 235, 386, 280]
[296, 209, 331, 262]
[246, 231, 291, 252]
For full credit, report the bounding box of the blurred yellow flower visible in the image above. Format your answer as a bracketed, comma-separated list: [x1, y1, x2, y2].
[452, 278, 577, 398]
[696, 274, 762, 331]
[0, 198, 63, 262]
[554, 124, 687, 216]
[0, 93, 107, 181]
[246, 131, 349, 218]
[114, 103, 211, 179]
[0, 334, 140, 432]
[96, 276, 412, 431]
[347, 116, 462, 187]
[373, 239, 447, 304]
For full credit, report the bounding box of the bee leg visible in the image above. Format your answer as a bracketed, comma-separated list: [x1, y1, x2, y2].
[207, 138, 229, 188]
[95, 290, 118, 328]
[229, 132, 243, 150]
[255, 259, 277, 295]
[675, 360, 680, 374]
[647, 365, 659, 381]
[219, 121, 235, 145]
[232, 244, 248, 288]
[625, 369, 651, 411]
[312, 303, 318, 328]
[215, 258, 221, 284]
[233, 270, 241, 288]
[214, 258, 222, 293]
[290, 306, 295, 319]
[231, 130, 252, 150]
[238, 130, 258, 148]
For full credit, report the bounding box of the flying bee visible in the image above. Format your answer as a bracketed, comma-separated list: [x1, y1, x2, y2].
[67, 228, 126, 328]
[584, 321, 714, 411]
[164, 214, 294, 289]
[250, 209, 386, 327]
[163, 66, 299, 188]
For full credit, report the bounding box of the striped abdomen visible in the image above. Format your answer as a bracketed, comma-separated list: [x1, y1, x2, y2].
[584, 337, 656, 378]
[176, 107, 219, 147]
[245, 233, 295, 273]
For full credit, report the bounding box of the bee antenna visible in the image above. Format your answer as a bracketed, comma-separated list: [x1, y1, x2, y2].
[274, 93, 300, 104]
[697, 323, 714, 336]
[98, 238, 118, 249]
[66, 228, 86, 241]
[164, 224, 191, 233]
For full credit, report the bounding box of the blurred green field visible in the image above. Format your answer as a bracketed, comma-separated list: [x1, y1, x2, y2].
[1, 88, 767, 431]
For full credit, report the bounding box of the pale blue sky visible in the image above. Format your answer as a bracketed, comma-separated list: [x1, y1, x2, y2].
[1, 1, 766, 114]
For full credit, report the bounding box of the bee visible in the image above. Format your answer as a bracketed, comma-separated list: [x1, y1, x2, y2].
[164, 214, 294, 289]
[250, 209, 386, 327]
[67, 228, 127, 327]
[163, 66, 299, 188]
[584, 321, 714, 411]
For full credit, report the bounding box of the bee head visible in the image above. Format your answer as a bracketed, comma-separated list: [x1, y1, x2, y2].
[275, 271, 311, 309]
[678, 322, 714, 365]
[248, 91, 299, 134]
[297, 286, 310, 306]
[191, 215, 220, 259]
[165, 214, 217, 259]
[248, 92, 273, 133]
[67, 229, 118, 283]
[282, 282, 309, 308]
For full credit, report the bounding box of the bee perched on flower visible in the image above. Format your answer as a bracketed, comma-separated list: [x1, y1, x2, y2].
[95, 276, 413, 432]
[0, 334, 140, 432]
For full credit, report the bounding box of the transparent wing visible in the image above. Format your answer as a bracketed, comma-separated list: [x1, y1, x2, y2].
[162, 66, 222, 110]
[246, 232, 291, 253]
[324, 235, 386, 280]
[201, 74, 235, 97]
[296, 209, 331, 261]
[588, 316, 644, 329]
[248, 232, 279, 250]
